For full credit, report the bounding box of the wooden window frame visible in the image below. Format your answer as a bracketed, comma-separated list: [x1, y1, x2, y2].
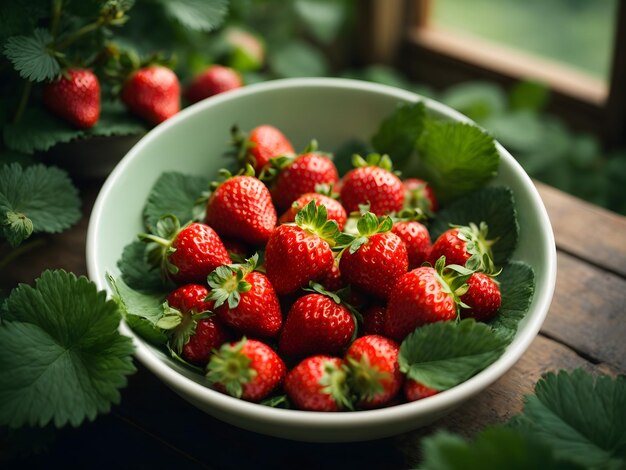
[358, 0, 626, 148]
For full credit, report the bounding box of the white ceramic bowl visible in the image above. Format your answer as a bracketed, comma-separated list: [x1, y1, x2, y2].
[87, 78, 556, 442]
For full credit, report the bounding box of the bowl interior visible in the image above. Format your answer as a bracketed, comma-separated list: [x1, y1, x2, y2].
[87, 78, 556, 442]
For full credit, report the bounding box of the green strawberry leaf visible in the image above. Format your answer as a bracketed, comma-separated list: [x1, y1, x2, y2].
[413, 119, 499, 203]
[0, 270, 136, 428]
[511, 370, 626, 469]
[3, 29, 60, 82]
[0, 163, 81, 247]
[421, 427, 584, 470]
[430, 186, 519, 267]
[160, 0, 228, 32]
[117, 240, 167, 292]
[143, 171, 209, 232]
[371, 101, 426, 168]
[107, 274, 168, 346]
[490, 261, 535, 341]
[333, 138, 372, 175]
[398, 319, 508, 391]
[3, 103, 145, 155]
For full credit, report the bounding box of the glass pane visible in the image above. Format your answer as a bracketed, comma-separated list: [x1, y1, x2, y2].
[432, 0, 618, 81]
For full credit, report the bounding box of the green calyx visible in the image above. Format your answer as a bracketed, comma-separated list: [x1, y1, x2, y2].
[393, 207, 428, 223]
[210, 164, 256, 190]
[456, 222, 497, 274]
[207, 253, 257, 309]
[313, 183, 339, 199]
[432, 255, 474, 318]
[294, 200, 340, 246]
[318, 359, 353, 411]
[206, 338, 256, 399]
[259, 154, 294, 182]
[337, 211, 393, 254]
[351, 153, 394, 172]
[404, 181, 435, 217]
[138, 214, 183, 280]
[347, 354, 390, 403]
[156, 303, 212, 355]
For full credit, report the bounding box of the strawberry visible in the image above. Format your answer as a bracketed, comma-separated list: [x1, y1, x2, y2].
[279, 287, 356, 358]
[43, 68, 100, 128]
[221, 238, 249, 263]
[205, 171, 277, 246]
[207, 254, 282, 338]
[206, 337, 286, 402]
[404, 178, 438, 214]
[185, 65, 242, 103]
[270, 151, 339, 210]
[404, 379, 439, 402]
[460, 272, 501, 322]
[338, 212, 408, 300]
[140, 216, 230, 284]
[265, 201, 340, 295]
[232, 124, 295, 174]
[345, 335, 403, 409]
[284, 356, 351, 411]
[319, 257, 346, 292]
[279, 192, 347, 231]
[158, 284, 230, 366]
[384, 257, 471, 342]
[391, 219, 431, 269]
[362, 305, 386, 336]
[340, 154, 404, 216]
[429, 222, 496, 273]
[122, 65, 180, 125]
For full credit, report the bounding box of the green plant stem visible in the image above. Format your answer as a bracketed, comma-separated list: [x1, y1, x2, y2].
[13, 80, 33, 124]
[54, 20, 103, 50]
[50, 0, 63, 38]
[0, 238, 47, 272]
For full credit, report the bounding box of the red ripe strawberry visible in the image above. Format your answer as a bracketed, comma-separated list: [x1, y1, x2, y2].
[140, 216, 230, 284]
[362, 305, 386, 336]
[206, 338, 286, 402]
[285, 356, 351, 411]
[160, 284, 230, 366]
[207, 254, 282, 338]
[340, 154, 404, 216]
[122, 65, 180, 125]
[232, 124, 295, 174]
[265, 201, 340, 295]
[404, 178, 439, 213]
[429, 222, 496, 273]
[345, 335, 403, 409]
[319, 258, 346, 292]
[460, 272, 501, 322]
[221, 238, 249, 263]
[43, 68, 100, 128]
[271, 152, 339, 210]
[384, 258, 471, 341]
[339, 212, 408, 300]
[279, 289, 356, 358]
[279, 192, 347, 231]
[205, 173, 277, 246]
[185, 65, 242, 103]
[391, 220, 431, 269]
[404, 379, 439, 402]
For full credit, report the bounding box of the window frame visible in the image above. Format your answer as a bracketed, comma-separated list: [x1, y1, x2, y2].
[360, 0, 625, 148]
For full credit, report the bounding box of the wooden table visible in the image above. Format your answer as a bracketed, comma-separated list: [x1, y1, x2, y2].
[2, 180, 625, 469]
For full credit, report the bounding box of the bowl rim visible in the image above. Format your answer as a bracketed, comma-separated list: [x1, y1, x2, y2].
[86, 77, 557, 432]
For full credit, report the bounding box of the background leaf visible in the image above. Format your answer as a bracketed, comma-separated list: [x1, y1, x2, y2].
[294, 0, 347, 44]
[420, 427, 584, 470]
[3, 29, 60, 82]
[512, 370, 626, 469]
[509, 80, 550, 112]
[160, 0, 228, 32]
[269, 40, 328, 78]
[0, 163, 81, 246]
[0, 270, 136, 428]
[398, 319, 509, 391]
[429, 186, 519, 267]
[117, 240, 167, 292]
[440, 81, 507, 122]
